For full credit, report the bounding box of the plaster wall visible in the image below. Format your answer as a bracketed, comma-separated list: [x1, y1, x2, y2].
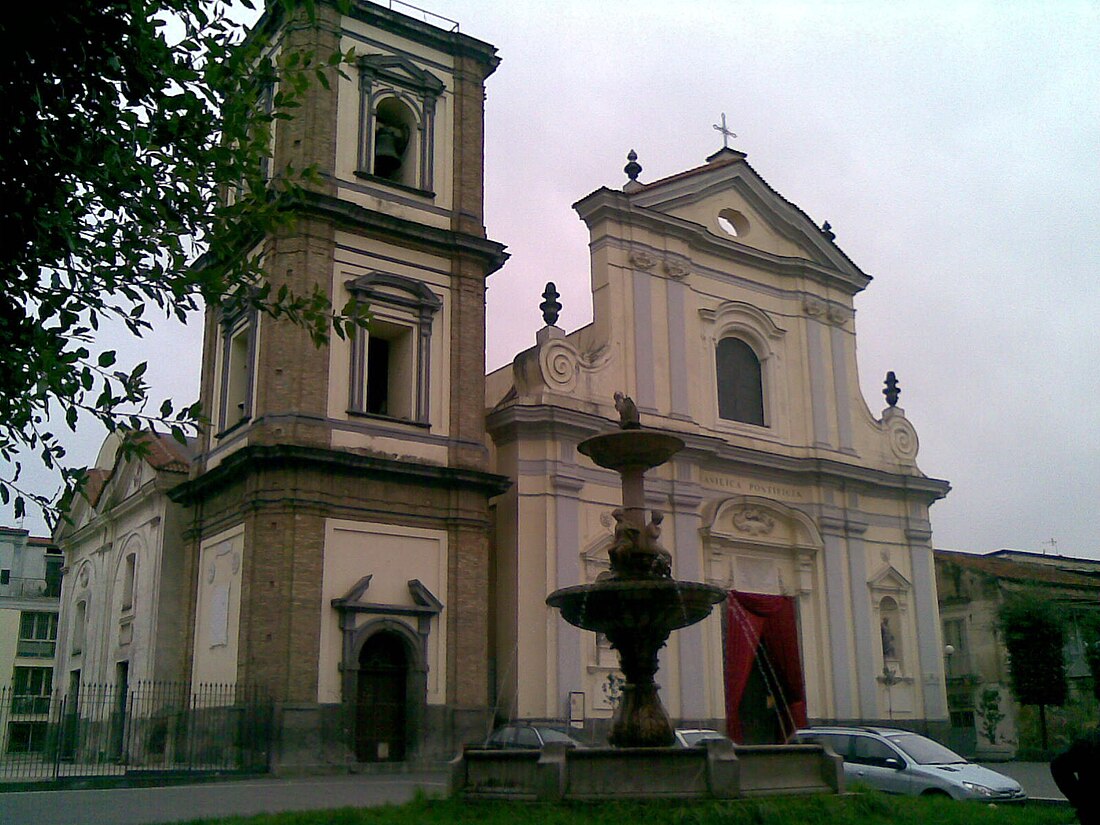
[191, 526, 245, 689]
[0, 609, 20, 684]
[317, 519, 448, 705]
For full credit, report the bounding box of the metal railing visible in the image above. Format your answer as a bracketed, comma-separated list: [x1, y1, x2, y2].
[375, 0, 459, 32]
[944, 651, 976, 682]
[0, 681, 272, 781]
[0, 577, 61, 599]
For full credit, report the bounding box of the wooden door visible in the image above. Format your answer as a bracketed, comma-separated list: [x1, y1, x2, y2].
[356, 633, 408, 762]
[737, 644, 785, 745]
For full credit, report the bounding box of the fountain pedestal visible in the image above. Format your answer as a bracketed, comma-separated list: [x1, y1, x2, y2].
[545, 420, 725, 747]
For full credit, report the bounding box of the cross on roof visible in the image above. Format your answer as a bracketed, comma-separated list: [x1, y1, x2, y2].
[713, 113, 737, 149]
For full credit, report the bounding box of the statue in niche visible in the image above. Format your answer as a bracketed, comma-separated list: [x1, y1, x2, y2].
[880, 616, 897, 659]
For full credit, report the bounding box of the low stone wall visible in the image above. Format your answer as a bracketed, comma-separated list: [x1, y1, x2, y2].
[734, 744, 844, 797]
[452, 740, 843, 801]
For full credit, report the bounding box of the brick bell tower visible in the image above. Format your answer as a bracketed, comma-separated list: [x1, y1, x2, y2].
[172, 0, 508, 766]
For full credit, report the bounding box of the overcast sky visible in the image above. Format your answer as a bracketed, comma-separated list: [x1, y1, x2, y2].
[7, 1, 1098, 559]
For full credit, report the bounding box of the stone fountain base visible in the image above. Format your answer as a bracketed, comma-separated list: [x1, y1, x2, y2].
[450, 740, 844, 801]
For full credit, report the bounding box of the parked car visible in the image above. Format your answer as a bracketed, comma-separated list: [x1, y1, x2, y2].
[791, 726, 1026, 802]
[484, 722, 585, 749]
[674, 728, 731, 748]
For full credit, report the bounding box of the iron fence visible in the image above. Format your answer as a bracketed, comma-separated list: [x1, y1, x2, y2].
[0, 680, 272, 781]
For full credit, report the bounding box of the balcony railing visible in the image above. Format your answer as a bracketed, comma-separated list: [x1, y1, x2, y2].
[0, 577, 61, 599]
[16, 640, 56, 659]
[944, 651, 976, 681]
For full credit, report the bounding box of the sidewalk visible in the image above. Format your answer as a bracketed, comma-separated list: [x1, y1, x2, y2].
[0, 772, 450, 825]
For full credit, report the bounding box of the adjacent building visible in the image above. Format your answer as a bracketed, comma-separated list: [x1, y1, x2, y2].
[936, 548, 1100, 758]
[0, 527, 62, 754]
[52, 432, 194, 694]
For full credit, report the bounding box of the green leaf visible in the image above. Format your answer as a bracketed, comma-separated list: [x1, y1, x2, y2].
[0, 0, 359, 527]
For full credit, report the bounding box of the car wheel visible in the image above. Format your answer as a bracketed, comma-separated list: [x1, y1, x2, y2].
[920, 789, 951, 798]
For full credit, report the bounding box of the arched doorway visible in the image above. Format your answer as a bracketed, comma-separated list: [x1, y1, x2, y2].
[356, 631, 408, 762]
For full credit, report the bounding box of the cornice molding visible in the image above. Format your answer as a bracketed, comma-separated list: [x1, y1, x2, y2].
[486, 402, 950, 503]
[254, 1, 500, 77]
[295, 190, 509, 275]
[170, 443, 511, 505]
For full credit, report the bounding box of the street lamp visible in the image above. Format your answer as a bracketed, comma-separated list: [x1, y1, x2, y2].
[881, 666, 900, 720]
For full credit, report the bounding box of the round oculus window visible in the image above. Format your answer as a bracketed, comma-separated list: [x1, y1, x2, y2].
[717, 208, 750, 238]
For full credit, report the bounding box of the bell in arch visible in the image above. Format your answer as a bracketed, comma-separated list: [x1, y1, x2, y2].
[374, 123, 407, 178]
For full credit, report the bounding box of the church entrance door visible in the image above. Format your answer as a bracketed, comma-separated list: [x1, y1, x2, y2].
[356, 632, 408, 762]
[737, 643, 785, 744]
[724, 591, 808, 743]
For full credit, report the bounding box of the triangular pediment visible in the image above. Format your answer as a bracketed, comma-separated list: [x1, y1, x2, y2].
[358, 54, 445, 96]
[629, 155, 865, 280]
[868, 564, 911, 593]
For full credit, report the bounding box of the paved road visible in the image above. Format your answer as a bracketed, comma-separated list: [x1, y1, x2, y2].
[976, 761, 1065, 801]
[0, 772, 450, 825]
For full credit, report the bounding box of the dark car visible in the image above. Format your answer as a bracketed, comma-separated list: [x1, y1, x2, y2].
[484, 722, 585, 749]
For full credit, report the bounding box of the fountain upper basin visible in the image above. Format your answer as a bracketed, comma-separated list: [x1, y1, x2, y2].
[578, 429, 685, 472]
[547, 579, 726, 636]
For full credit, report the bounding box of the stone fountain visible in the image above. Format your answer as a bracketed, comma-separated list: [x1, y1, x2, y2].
[451, 395, 843, 801]
[546, 392, 726, 747]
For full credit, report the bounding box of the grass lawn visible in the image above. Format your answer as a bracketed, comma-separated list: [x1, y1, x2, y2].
[175, 793, 1071, 825]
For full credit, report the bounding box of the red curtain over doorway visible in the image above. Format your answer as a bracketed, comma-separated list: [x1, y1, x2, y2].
[724, 591, 808, 743]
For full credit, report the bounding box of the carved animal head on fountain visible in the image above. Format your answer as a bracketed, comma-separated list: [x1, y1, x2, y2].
[609, 508, 673, 580]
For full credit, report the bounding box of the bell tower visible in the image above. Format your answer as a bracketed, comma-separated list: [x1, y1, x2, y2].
[174, 0, 508, 766]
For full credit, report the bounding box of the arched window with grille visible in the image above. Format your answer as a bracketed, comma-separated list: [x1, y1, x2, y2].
[716, 337, 765, 426]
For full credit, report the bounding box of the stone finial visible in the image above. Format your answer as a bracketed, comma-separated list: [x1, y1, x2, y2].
[883, 371, 900, 407]
[821, 221, 835, 241]
[540, 282, 562, 327]
[624, 150, 642, 182]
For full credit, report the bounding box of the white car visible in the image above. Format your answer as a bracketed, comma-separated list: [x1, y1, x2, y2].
[791, 727, 1026, 802]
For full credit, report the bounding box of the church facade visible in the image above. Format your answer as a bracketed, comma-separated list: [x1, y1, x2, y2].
[486, 148, 951, 740]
